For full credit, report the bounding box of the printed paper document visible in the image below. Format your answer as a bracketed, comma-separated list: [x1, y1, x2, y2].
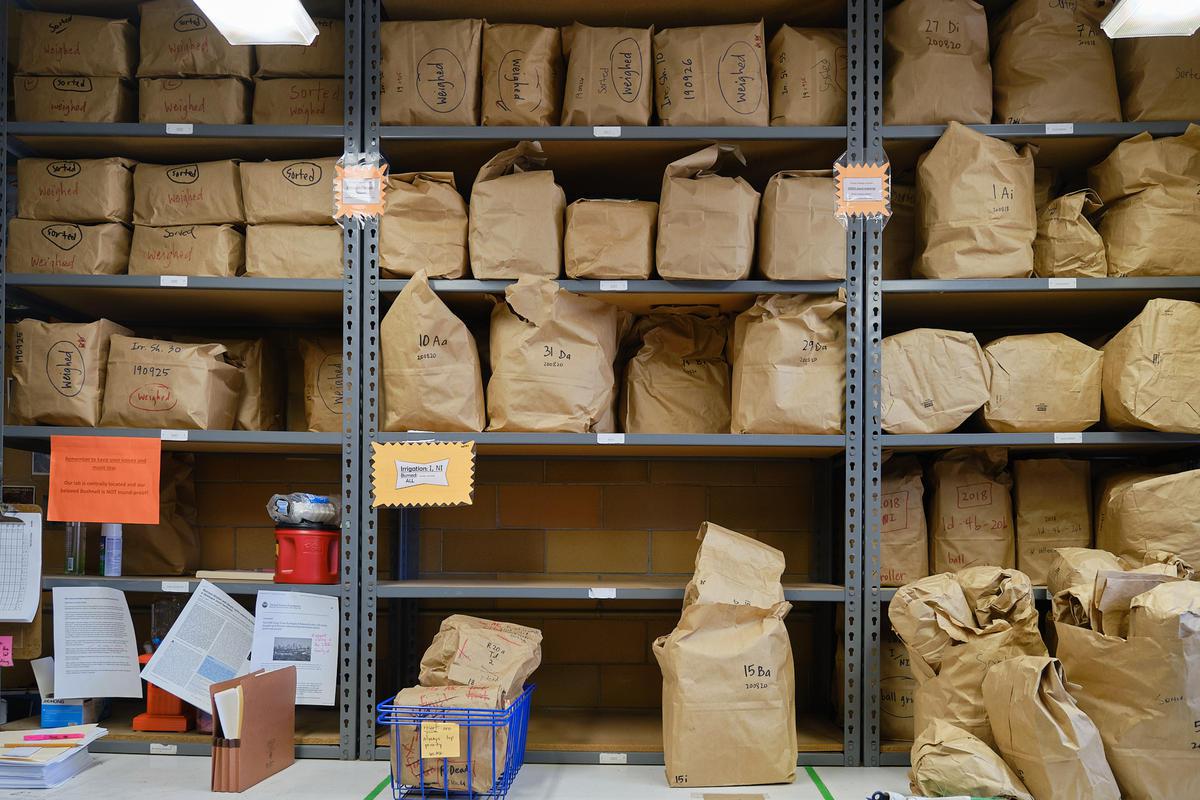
[51, 587, 142, 699]
[250, 591, 339, 705]
[0, 513, 41, 623]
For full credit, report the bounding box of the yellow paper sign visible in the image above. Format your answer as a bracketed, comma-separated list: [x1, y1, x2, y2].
[835, 161, 892, 219]
[420, 722, 461, 760]
[371, 441, 475, 508]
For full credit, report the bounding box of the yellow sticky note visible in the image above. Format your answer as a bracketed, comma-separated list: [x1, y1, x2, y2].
[371, 441, 475, 508]
[420, 722, 461, 760]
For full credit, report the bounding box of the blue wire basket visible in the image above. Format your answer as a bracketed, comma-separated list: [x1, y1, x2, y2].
[377, 685, 534, 800]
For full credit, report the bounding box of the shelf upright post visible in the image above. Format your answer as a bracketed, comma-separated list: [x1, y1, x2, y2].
[0, 0, 8, 479]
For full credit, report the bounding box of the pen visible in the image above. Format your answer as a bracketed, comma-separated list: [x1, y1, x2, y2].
[4, 742, 80, 748]
[23, 734, 85, 741]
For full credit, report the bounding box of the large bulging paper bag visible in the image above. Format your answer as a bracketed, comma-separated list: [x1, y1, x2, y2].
[17, 10, 136, 77]
[653, 22, 769, 126]
[136, 0, 253, 79]
[654, 602, 795, 788]
[883, 0, 991, 125]
[982, 333, 1103, 433]
[881, 453, 928, 587]
[1094, 469, 1165, 553]
[381, 172, 468, 279]
[123, 454, 200, 575]
[175, 335, 283, 432]
[299, 337, 343, 433]
[682, 521, 785, 609]
[881, 628, 917, 741]
[731, 292, 845, 434]
[1114, 34, 1200, 122]
[240, 158, 337, 225]
[138, 77, 250, 124]
[469, 142, 564, 279]
[129, 224, 243, 277]
[1097, 468, 1200, 566]
[882, 184, 916, 279]
[13, 76, 134, 123]
[6, 219, 130, 275]
[419, 615, 542, 702]
[379, 20, 482, 126]
[391, 684, 505, 795]
[1033, 190, 1107, 278]
[931, 448, 1014, 572]
[244, 225, 342, 279]
[256, 18, 344, 78]
[561, 23, 653, 125]
[1046, 547, 1125, 597]
[381, 271, 485, 432]
[758, 170, 846, 280]
[487, 277, 630, 433]
[881, 328, 990, 434]
[1101, 298, 1200, 432]
[909, 720, 1033, 800]
[1014, 459, 1091, 585]
[17, 157, 134, 223]
[916, 122, 1036, 278]
[1129, 581, 1200, 644]
[251, 78, 343, 125]
[768, 26, 846, 126]
[563, 199, 657, 279]
[481, 23, 562, 126]
[133, 159, 244, 226]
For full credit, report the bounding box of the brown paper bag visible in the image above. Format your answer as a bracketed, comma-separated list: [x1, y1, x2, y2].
[176, 335, 283, 431]
[882, 184, 915, 279]
[488, 277, 630, 432]
[1094, 469, 1164, 551]
[251, 78, 343, 125]
[883, 0, 991, 125]
[1090, 126, 1200, 277]
[563, 199, 656, 279]
[379, 19, 482, 126]
[1129, 581, 1200, 644]
[100, 335, 242, 430]
[13, 76, 134, 122]
[136, 0, 254, 79]
[380, 173, 468, 279]
[931, 448, 1015, 572]
[244, 225, 341, 279]
[17, 157, 134, 223]
[123, 454, 200, 575]
[656, 144, 760, 280]
[731, 292, 845, 434]
[991, 0, 1121, 124]
[128, 224, 243, 276]
[1093, 571, 1182, 639]
[1046, 548, 1124, 597]
[418, 615, 542, 701]
[653, 22, 769, 126]
[881, 328, 990, 434]
[916, 122, 1036, 278]
[881, 453, 928, 587]
[654, 602, 795, 788]
[11, 318, 133, 427]
[380, 271, 485, 432]
[1014, 460, 1091, 585]
[134, 160, 244, 226]
[909, 720, 1034, 800]
[682, 521, 785, 609]
[391, 684, 505, 795]
[561, 23, 653, 125]
[299, 337, 343, 433]
[621, 308, 729, 434]
[767, 26, 846, 126]
[256, 18, 344, 78]
[469, 142, 564, 279]
[481, 23, 562, 126]
[1033, 190, 1107, 278]
[1098, 468, 1200, 566]
[758, 170, 845, 280]
[6, 219, 131, 275]
[1114, 34, 1200, 122]
[17, 10, 136, 77]
[138, 78, 249, 123]
[240, 158, 336, 225]
[1102, 298, 1200, 432]
[881, 628, 917, 741]
[982, 333, 1103, 433]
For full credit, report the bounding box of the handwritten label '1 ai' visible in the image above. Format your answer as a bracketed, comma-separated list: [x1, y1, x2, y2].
[421, 722, 460, 759]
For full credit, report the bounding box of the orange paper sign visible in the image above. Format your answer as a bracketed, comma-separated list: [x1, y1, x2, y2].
[48, 436, 161, 524]
[835, 161, 891, 219]
[334, 162, 387, 221]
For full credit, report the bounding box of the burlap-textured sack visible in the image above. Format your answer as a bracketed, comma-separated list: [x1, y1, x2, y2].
[654, 602, 795, 788]
[1090, 126, 1200, 277]
[909, 720, 1034, 800]
[758, 170, 845, 280]
[1114, 34, 1200, 122]
[380, 173, 468, 279]
[299, 337, 343, 433]
[11, 319, 132, 427]
[1014, 460, 1091, 585]
[176, 336, 283, 431]
[882, 184, 915, 279]
[123, 454, 200, 575]
[240, 158, 336, 225]
[244, 225, 341, 279]
[256, 18, 344, 78]
[931, 448, 1015, 572]
[916, 122, 1036, 278]
[881, 328, 990, 434]
[731, 293, 845, 434]
[881, 628, 917, 741]
[488, 276, 630, 433]
[883, 0, 991, 125]
[381, 271, 485, 433]
[1033, 190, 1107, 278]
[1102, 298, 1200, 432]
[17, 10, 136, 77]
[1098, 469, 1200, 566]
[991, 0, 1120, 124]
[251, 78, 343, 125]
[419, 615, 542, 701]
[128, 224, 243, 276]
[469, 142, 564, 278]
[621, 308, 729, 434]
[653, 22, 769, 126]
[682, 522, 785, 610]
[768, 26, 846, 126]
[18, 157, 134, 224]
[134, 160, 244, 226]
[657, 144, 759, 280]
[561, 23, 652, 125]
[380, 19, 482, 126]
[6, 219, 130, 275]
[136, 0, 254, 79]
[563, 200, 656, 279]
[13, 76, 134, 122]
[481, 23, 562, 126]
[881, 453, 928, 587]
[983, 333, 1103, 433]
[138, 78, 249, 123]
[391, 684, 505, 795]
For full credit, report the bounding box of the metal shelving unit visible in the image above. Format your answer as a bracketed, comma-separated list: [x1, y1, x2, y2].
[40, 574, 343, 597]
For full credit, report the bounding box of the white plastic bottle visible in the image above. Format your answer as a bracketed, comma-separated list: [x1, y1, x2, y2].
[100, 523, 123, 577]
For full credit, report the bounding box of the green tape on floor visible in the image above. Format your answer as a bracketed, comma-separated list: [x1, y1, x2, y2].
[805, 766, 837, 800]
[363, 774, 392, 800]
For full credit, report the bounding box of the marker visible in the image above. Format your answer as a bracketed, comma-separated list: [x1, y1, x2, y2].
[23, 734, 85, 741]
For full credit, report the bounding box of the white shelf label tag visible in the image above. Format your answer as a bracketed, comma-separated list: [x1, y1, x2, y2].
[1053, 432, 1083, 444]
[160, 429, 188, 441]
[1047, 277, 1076, 289]
[598, 752, 627, 765]
[588, 587, 617, 599]
[161, 580, 190, 593]
[149, 743, 178, 755]
[342, 177, 381, 205]
[159, 275, 188, 287]
[597, 433, 625, 444]
[593, 126, 621, 138]
[164, 123, 193, 135]
[843, 176, 885, 202]
[599, 280, 628, 291]
[1045, 123, 1074, 135]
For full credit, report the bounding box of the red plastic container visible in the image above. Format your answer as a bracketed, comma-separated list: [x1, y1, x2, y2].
[274, 524, 339, 584]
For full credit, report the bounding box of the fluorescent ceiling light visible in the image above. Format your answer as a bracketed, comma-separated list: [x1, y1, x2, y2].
[194, 0, 319, 45]
[1101, 0, 1200, 38]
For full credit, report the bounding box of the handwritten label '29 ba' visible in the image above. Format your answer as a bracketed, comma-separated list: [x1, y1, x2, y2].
[417, 48, 467, 113]
[496, 49, 542, 114]
[718, 41, 763, 115]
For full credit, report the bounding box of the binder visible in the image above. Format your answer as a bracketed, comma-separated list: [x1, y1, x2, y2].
[208, 667, 296, 793]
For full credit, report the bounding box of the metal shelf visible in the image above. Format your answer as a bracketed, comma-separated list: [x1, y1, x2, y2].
[883, 277, 1200, 293]
[882, 120, 1192, 140]
[5, 426, 341, 454]
[382, 278, 844, 295]
[381, 125, 848, 141]
[377, 431, 846, 458]
[375, 579, 846, 602]
[878, 586, 1049, 602]
[41, 574, 341, 597]
[9, 122, 344, 140]
[881, 432, 1200, 451]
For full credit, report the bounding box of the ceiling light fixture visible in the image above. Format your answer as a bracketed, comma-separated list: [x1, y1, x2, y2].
[1101, 0, 1200, 38]
[194, 0, 319, 46]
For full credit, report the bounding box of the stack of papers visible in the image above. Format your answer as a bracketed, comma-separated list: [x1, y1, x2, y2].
[0, 724, 106, 789]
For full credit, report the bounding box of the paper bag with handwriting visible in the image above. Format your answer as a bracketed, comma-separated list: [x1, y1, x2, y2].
[1013, 459, 1091, 585]
[481, 23, 562, 126]
[381, 271, 485, 432]
[17, 10, 136, 76]
[563, 199, 657, 279]
[1098, 468, 1200, 566]
[381, 173, 468, 279]
[561, 23, 652, 125]
[245, 225, 341, 278]
[6, 219, 130, 275]
[13, 76, 134, 122]
[391, 685, 505, 795]
[930, 448, 1014, 573]
[138, 77, 249, 124]
[1114, 34, 1200, 122]
[1101, 298, 1200, 432]
[758, 170, 845, 280]
[469, 142, 565, 278]
[909, 720, 1033, 800]
[768, 26, 846, 126]
[174, 336, 283, 432]
[881, 453, 928, 587]
[881, 328, 990, 434]
[17, 157, 134, 224]
[380, 19, 482, 125]
[251, 78, 343, 125]
[682, 521, 785, 610]
[881, 628, 917, 740]
[240, 158, 336, 225]
[982, 333, 1102, 433]
[134, 160, 244, 226]
[1033, 190, 1107, 278]
[419, 615, 542, 701]
[299, 336, 343, 433]
[136, 0, 253, 79]
[256, 18, 344, 77]
[129, 224, 243, 276]
[124, 453, 200, 575]
[882, 184, 916, 279]
[653, 22, 768, 126]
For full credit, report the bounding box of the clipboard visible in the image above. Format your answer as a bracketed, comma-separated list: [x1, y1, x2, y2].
[208, 667, 296, 793]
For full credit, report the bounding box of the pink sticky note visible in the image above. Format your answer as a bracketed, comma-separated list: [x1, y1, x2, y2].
[0, 636, 12, 667]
